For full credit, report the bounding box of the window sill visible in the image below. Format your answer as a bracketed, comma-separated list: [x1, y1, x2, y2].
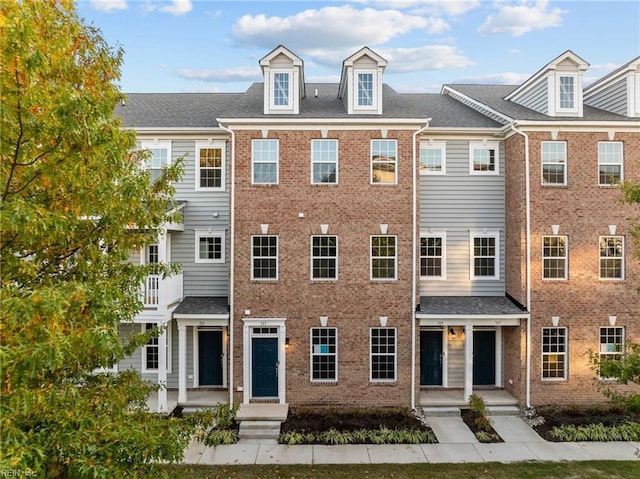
[369, 381, 398, 386]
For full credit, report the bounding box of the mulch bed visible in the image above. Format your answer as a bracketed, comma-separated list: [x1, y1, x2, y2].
[530, 405, 640, 441]
[460, 408, 504, 442]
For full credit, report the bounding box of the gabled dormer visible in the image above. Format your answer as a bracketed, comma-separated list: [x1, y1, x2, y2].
[338, 47, 387, 115]
[584, 56, 640, 118]
[259, 45, 305, 115]
[505, 50, 589, 117]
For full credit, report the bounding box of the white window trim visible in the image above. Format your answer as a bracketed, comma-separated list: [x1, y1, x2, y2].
[142, 322, 159, 373]
[598, 326, 625, 380]
[195, 140, 226, 191]
[370, 139, 398, 185]
[542, 235, 568, 281]
[599, 235, 625, 281]
[556, 72, 579, 114]
[195, 230, 225, 264]
[541, 327, 567, 381]
[469, 141, 499, 176]
[420, 231, 446, 280]
[310, 327, 338, 382]
[270, 70, 292, 110]
[541, 141, 567, 186]
[469, 230, 500, 280]
[419, 141, 446, 175]
[310, 235, 338, 281]
[251, 235, 279, 281]
[310, 139, 339, 185]
[370, 327, 397, 382]
[354, 69, 378, 111]
[597, 141, 624, 186]
[370, 235, 398, 281]
[251, 139, 279, 185]
[140, 140, 172, 178]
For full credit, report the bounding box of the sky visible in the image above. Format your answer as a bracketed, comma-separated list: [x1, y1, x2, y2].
[76, 0, 640, 94]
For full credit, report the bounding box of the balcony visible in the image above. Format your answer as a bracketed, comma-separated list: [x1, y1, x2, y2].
[142, 272, 183, 309]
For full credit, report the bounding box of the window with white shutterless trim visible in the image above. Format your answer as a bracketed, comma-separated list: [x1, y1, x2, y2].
[469, 141, 499, 175]
[140, 140, 171, 183]
[195, 231, 225, 264]
[470, 231, 500, 280]
[310, 327, 338, 381]
[542, 327, 567, 380]
[370, 327, 396, 381]
[195, 141, 225, 190]
[419, 141, 446, 175]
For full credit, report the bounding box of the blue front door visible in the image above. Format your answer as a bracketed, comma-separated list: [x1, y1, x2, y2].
[252, 337, 278, 397]
[420, 330, 443, 386]
[199, 330, 223, 386]
[473, 330, 496, 386]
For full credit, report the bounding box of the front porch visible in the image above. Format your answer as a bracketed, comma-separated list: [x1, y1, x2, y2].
[147, 389, 229, 414]
[420, 388, 520, 414]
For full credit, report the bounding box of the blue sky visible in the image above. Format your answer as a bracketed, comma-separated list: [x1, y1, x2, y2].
[77, 0, 640, 93]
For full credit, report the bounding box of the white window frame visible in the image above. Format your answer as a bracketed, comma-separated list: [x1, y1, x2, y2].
[140, 140, 171, 183]
[370, 327, 397, 382]
[195, 141, 225, 191]
[470, 230, 500, 280]
[599, 235, 624, 280]
[251, 235, 279, 280]
[420, 232, 446, 280]
[355, 69, 377, 110]
[310, 327, 338, 382]
[310, 235, 338, 281]
[541, 141, 567, 186]
[542, 327, 567, 380]
[599, 326, 625, 379]
[251, 139, 279, 185]
[195, 230, 225, 264]
[270, 70, 291, 109]
[598, 142, 624, 186]
[142, 322, 159, 373]
[556, 73, 578, 113]
[311, 139, 338, 185]
[469, 141, 499, 175]
[370, 139, 397, 185]
[370, 235, 397, 281]
[542, 235, 568, 280]
[419, 141, 446, 175]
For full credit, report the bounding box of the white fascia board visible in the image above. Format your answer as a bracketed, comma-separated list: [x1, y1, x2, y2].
[417, 315, 528, 324]
[125, 127, 228, 135]
[512, 120, 640, 130]
[420, 127, 505, 136]
[216, 117, 429, 125]
[174, 315, 229, 324]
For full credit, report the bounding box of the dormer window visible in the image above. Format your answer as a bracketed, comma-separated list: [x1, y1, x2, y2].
[557, 73, 578, 112]
[339, 47, 387, 115]
[357, 71, 374, 107]
[259, 45, 305, 115]
[272, 71, 290, 108]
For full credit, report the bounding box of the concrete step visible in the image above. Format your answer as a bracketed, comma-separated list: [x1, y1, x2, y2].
[422, 406, 461, 417]
[486, 405, 520, 416]
[238, 420, 282, 441]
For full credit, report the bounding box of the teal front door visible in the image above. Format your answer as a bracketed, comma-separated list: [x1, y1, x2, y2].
[199, 330, 223, 386]
[252, 337, 278, 397]
[473, 330, 496, 386]
[420, 330, 443, 386]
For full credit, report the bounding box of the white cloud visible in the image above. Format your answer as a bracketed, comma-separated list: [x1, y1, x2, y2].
[159, 0, 192, 15]
[455, 72, 532, 85]
[381, 45, 474, 72]
[477, 0, 566, 37]
[89, 0, 127, 12]
[231, 5, 431, 50]
[176, 66, 261, 82]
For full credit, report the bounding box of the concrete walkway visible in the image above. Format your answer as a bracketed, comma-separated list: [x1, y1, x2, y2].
[183, 415, 640, 465]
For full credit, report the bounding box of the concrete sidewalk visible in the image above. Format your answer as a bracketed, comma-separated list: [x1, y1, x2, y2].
[182, 415, 640, 465]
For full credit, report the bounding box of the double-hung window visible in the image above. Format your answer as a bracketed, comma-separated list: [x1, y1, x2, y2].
[143, 323, 159, 372]
[141, 140, 171, 183]
[311, 139, 338, 184]
[542, 327, 567, 380]
[542, 235, 568, 280]
[599, 327, 624, 378]
[598, 142, 623, 186]
[371, 139, 397, 185]
[370, 328, 396, 381]
[470, 231, 499, 280]
[272, 71, 290, 107]
[196, 141, 225, 190]
[311, 235, 338, 280]
[310, 328, 337, 381]
[419, 141, 446, 175]
[557, 74, 578, 112]
[599, 236, 624, 280]
[371, 235, 397, 280]
[251, 235, 278, 280]
[252, 139, 279, 185]
[469, 141, 499, 174]
[420, 233, 445, 279]
[195, 231, 225, 264]
[541, 141, 567, 185]
[357, 72, 374, 107]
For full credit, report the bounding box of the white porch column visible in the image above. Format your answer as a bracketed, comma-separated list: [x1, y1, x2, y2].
[157, 321, 168, 413]
[464, 324, 474, 402]
[178, 322, 187, 403]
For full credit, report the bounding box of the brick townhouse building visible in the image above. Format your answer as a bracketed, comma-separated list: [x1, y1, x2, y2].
[114, 47, 639, 413]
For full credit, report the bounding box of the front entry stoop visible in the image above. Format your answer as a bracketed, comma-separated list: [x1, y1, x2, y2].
[236, 403, 289, 443]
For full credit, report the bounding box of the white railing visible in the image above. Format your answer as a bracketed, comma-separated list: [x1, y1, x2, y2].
[142, 272, 183, 308]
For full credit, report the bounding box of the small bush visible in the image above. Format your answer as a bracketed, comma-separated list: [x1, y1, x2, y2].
[550, 421, 640, 442]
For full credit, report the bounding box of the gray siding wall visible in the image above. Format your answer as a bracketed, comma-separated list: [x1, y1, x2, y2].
[513, 77, 548, 114]
[447, 334, 465, 387]
[584, 78, 627, 115]
[419, 139, 505, 296]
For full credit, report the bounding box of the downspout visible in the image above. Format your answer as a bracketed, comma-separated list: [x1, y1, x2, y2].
[411, 119, 431, 410]
[219, 122, 235, 406]
[509, 122, 532, 408]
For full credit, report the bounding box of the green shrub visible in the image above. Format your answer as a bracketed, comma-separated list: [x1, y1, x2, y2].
[550, 421, 640, 442]
[205, 428, 238, 446]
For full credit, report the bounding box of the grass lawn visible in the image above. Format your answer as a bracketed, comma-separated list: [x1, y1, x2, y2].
[163, 461, 640, 479]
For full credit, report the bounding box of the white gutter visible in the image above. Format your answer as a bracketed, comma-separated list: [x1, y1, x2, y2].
[411, 119, 431, 410]
[509, 122, 532, 409]
[218, 122, 235, 406]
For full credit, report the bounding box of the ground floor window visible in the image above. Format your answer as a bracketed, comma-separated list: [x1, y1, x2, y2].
[542, 327, 567, 379]
[599, 326, 624, 377]
[310, 327, 337, 381]
[143, 323, 159, 371]
[370, 327, 396, 381]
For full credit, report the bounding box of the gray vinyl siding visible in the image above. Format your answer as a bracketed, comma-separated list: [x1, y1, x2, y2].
[512, 77, 548, 114]
[447, 334, 465, 387]
[419, 139, 505, 296]
[584, 78, 627, 115]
